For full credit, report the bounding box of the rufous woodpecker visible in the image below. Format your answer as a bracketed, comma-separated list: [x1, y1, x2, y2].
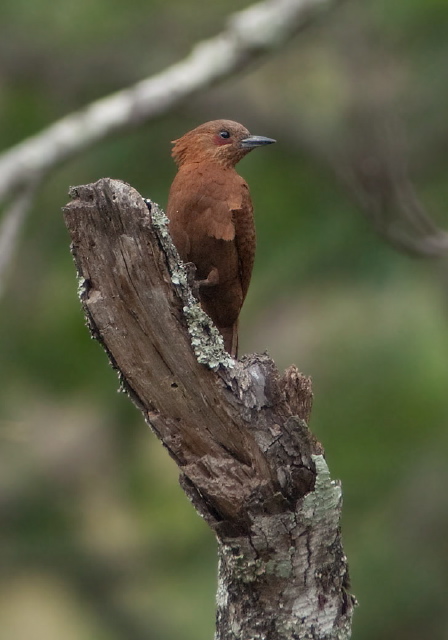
[166, 119, 275, 357]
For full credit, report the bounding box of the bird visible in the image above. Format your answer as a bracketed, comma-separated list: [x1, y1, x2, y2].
[166, 119, 275, 357]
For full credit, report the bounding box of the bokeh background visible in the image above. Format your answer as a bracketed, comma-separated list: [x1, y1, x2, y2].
[1, 0, 448, 638]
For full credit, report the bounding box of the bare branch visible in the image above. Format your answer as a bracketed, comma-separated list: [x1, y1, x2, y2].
[63, 178, 355, 639]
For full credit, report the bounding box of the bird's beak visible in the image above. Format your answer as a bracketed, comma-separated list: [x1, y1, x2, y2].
[240, 135, 276, 149]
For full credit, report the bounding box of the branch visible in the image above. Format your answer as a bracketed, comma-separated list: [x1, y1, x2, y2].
[63, 178, 355, 639]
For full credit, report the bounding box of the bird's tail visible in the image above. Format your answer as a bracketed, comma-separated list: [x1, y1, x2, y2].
[220, 323, 239, 358]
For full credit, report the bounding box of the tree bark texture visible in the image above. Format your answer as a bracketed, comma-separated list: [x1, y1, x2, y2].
[63, 178, 355, 640]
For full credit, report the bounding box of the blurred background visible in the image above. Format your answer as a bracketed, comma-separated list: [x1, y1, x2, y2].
[1, 0, 448, 638]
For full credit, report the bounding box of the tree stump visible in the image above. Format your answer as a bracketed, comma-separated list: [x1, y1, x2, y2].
[63, 177, 355, 640]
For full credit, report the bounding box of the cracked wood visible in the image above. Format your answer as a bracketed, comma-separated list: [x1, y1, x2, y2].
[63, 178, 355, 639]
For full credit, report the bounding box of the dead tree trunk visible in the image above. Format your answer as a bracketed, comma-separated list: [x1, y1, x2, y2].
[63, 178, 355, 640]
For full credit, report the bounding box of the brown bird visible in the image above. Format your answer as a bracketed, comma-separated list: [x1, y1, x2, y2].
[166, 119, 275, 357]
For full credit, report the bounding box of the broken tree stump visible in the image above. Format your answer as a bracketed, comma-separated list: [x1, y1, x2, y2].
[63, 177, 355, 640]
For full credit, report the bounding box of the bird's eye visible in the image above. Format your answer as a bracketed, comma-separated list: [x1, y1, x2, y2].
[219, 130, 230, 139]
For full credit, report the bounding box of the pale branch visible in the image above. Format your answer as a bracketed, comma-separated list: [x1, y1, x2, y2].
[63, 178, 355, 640]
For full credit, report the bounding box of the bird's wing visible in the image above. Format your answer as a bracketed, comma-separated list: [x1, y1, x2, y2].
[194, 177, 254, 302]
[167, 167, 254, 301]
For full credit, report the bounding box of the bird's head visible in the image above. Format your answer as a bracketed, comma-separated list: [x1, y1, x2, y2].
[171, 119, 275, 169]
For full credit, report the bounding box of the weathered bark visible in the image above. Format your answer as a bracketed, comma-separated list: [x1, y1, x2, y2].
[63, 178, 355, 640]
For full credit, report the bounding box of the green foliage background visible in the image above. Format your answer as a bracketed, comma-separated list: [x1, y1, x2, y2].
[1, 0, 448, 638]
